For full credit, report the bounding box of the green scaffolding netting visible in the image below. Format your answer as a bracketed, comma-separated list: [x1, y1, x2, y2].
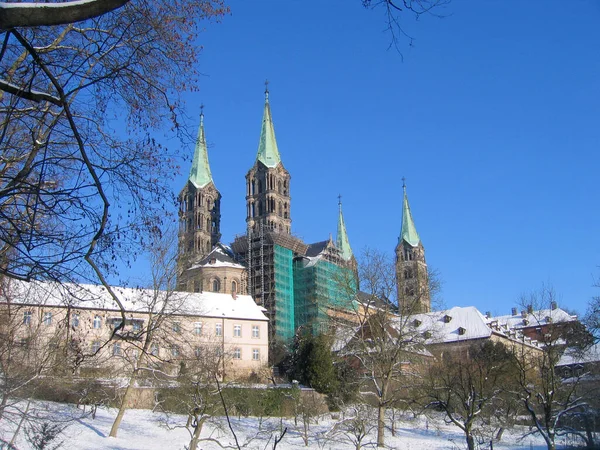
[293, 257, 357, 335]
[273, 245, 295, 342]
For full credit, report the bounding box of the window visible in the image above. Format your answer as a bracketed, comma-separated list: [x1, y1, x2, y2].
[233, 348, 241, 360]
[252, 325, 260, 339]
[113, 343, 122, 356]
[132, 320, 142, 332]
[131, 349, 139, 360]
[231, 280, 237, 294]
[194, 322, 203, 335]
[91, 341, 101, 353]
[23, 311, 32, 326]
[212, 279, 221, 293]
[233, 324, 241, 338]
[195, 347, 202, 358]
[252, 349, 260, 361]
[71, 313, 80, 328]
[215, 323, 222, 337]
[171, 345, 180, 357]
[150, 343, 159, 356]
[43, 312, 52, 326]
[93, 315, 102, 329]
[172, 322, 181, 333]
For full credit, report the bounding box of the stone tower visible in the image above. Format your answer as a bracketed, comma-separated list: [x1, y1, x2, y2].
[395, 181, 430, 314]
[245, 86, 291, 234]
[178, 109, 221, 281]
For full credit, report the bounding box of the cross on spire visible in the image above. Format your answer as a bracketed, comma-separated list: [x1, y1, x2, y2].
[264, 79, 269, 100]
[402, 176, 406, 190]
[338, 194, 342, 207]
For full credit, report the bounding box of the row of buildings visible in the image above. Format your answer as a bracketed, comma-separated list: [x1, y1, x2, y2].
[0, 88, 582, 380]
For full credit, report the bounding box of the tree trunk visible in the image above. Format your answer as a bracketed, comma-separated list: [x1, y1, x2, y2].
[109, 381, 135, 437]
[495, 427, 504, 441]
[466, 433, 475, 450]
[188, 417, 205, 450]
[9, 400, 30, 446]
[377, 404, 385, 447]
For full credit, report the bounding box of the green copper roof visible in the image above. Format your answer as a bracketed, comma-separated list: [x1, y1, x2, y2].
[189, 110, 213, 188]
[400, 184, 421, 247]
[337, 200, 354, 260]
[256, 90, 282, 168]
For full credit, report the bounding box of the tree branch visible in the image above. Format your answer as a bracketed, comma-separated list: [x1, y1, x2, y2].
[0, 0, 130, 30]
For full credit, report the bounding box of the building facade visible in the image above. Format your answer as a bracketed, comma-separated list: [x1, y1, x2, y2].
[2, 280, 268, 379]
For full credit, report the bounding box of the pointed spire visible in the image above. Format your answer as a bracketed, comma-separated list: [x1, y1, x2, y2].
[189, 105, 214, 188]
[336, 195, 354, 260]
[256, 81, 282, 168]
[400, 178, 421, 247]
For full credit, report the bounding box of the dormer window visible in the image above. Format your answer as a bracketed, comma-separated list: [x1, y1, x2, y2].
[443, 315, 452, 323]
[422, 331, 432, 339]
[210, 258, 216, 265]
[412, 319, 421, 327]
[458, 327, 466, 336]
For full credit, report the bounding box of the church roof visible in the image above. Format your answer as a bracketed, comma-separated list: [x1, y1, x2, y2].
[255, 88, 281, 168]
[190, 243, 245, 270]
[337, 201, 354, 260]
[400, 183, 421, 247]
[189, 110, 214, 188]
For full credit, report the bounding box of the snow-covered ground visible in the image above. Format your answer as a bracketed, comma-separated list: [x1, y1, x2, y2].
[0, 401, 573, 449]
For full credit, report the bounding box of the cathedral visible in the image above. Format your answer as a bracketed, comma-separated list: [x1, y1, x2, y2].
[177, 87, 431, 343]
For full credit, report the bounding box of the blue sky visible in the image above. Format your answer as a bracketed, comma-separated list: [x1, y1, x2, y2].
[156, 0, 600, 316]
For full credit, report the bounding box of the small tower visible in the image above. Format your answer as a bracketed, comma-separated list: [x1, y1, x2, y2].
[178, 108, 222, 285]
[245, 83, 292, 234]
[395, 180, 430, 314]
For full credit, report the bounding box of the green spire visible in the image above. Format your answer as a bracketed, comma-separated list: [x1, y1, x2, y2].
[189, 107, 214, 188]
[400, 179, 421, 247]
[256, 81, 282, 168]
[337, 196, 354, 260]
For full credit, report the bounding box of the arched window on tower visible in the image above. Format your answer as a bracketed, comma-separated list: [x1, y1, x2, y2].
[251, 202, 255, 218]
[212, 279, 221, 292]
[231, 280, 237, 294]
[258, 180, 263, 194]
[258, 201, 263, 216]
[278, 180, 282, 194]
[206, 240, 210, 253]
[284, 203, 288, 219]
[283, 180, 288, 195]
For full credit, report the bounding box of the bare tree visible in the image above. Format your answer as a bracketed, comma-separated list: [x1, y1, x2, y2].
[0, 1, 228, 293]
[423, 340, 517, 450]
[108, 229, 189, 437]
[340, 248, 439, 447]
[513, 286, 591, 450]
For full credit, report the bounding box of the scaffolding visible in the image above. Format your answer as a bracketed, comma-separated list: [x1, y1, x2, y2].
[232, 227, 306, 342]
[293, 256, 357, 335]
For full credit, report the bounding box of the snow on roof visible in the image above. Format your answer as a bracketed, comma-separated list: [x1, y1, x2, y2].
[189, 244, 245, 270]
[558, 344, 600, 367]
[408, 306, 493, 344]
[3, 280, 268, 322]
[492, 307, 576, 330]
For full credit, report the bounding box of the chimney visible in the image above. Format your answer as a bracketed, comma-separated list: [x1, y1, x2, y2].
[527, 304, 533, 314]
[511, 307, 517, 316]
[551, 301, 557, 310]
[521, 310, 527, 318]
[485, 311, 491, 319]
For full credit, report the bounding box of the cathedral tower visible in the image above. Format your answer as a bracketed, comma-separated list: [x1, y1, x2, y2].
[245, 85, 291, 234]
[178, 108, 221, 279]
[395, 180, 430, 314]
